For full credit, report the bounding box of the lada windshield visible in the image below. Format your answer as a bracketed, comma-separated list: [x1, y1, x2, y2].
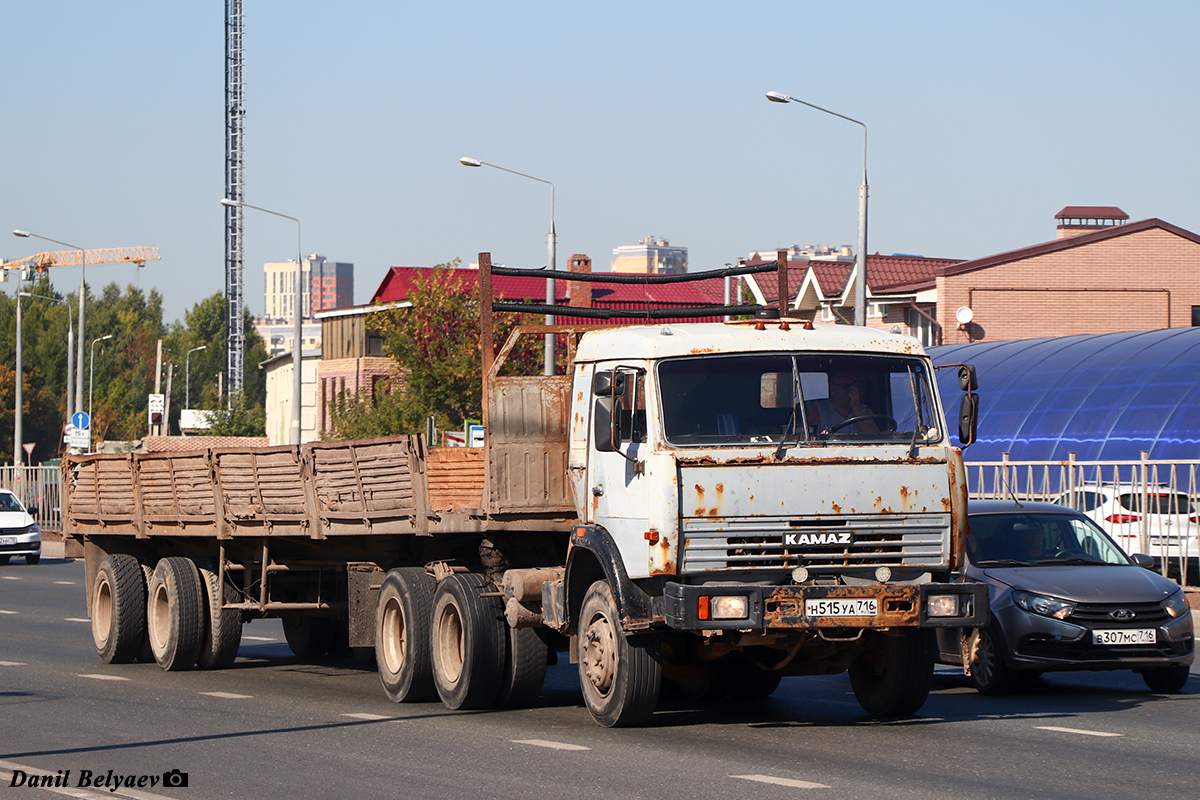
[968, 512, 1130, 567]
[657, 353, 939, 446]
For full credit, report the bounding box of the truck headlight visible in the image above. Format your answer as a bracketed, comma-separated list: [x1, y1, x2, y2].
[698, 595, 749, 621]
[927, 594, 960, 617]
[1013, 590, 1075, 620]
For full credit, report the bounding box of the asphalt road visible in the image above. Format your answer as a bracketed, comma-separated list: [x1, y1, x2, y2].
[2, 550, 1198, 800]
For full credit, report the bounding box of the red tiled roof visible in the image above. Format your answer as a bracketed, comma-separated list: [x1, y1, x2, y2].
[372, 265, 729, 312]
[751, 254, 962, 305]
[142, 436, 270, 453]
[938, 218, 1200, 278]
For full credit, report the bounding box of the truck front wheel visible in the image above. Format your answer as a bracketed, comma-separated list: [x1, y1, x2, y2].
[431, 573, 506, 710]
[848, 629, 934, 718]
[376, 567, 438, 702]
[92, 553, 148, 664]
[577, 580, 661, 727]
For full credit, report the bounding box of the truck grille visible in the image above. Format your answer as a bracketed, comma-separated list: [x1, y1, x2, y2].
[680, 514, 950, 574]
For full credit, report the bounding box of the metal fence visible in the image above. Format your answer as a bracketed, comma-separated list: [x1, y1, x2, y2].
[966, 452, 1199, 586]
[0, 466, 62, 533]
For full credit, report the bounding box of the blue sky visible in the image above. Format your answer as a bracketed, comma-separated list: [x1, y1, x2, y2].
[4, 1, 1198, 325]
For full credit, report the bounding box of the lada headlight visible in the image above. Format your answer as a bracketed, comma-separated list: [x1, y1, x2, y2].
[1163, 589, 1189, 618]
[1012, 590, 1075, 620]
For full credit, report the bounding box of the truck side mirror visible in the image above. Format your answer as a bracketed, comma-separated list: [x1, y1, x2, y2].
[958, 365, 978, 392]
[959, 393, 979, 447]
[593, 397, 622, 452]
[593, 370, 626, 397]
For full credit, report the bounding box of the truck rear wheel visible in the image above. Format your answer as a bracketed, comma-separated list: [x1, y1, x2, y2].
[147, 556, 206, 671]
[195, 558, 242, 669]
[282, 617, 336, 658]
[849, 629, 933, 718]
[498, 626, 548, 709]
[431, 573, 506, 710]
[577, 580, 661, 727]
[376, 567, 438, 702]
[92, 553, 147, 664]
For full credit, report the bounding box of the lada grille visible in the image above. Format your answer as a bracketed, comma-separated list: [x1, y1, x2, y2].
[680, 514, 950, 574]
[1068, 601, 1170, 626]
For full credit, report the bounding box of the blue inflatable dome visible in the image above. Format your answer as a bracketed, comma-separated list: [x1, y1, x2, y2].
[929, 328, 1200, 462]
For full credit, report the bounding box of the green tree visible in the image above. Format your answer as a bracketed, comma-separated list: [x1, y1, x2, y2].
[326, 261, 542, 439]
[163, 293, 267, 436]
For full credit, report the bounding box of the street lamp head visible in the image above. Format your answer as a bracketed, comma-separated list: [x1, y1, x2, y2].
[459, 157, 483, 167]
[765, 91, 791, 104]
[13, 229, 31, 237]
[220, 198, 240, 208]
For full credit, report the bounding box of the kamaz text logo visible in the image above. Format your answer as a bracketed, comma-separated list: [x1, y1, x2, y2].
[784, 531, 853, 547]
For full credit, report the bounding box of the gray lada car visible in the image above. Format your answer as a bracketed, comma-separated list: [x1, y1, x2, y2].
[936, 500, 1194, 694]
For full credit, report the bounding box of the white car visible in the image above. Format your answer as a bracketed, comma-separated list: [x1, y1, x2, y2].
[1053, 483, 1199, 570]
[0, 489, 42, 565]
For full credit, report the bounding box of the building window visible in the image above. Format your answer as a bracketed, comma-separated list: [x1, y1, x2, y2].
[820, 305, 834, 322]
[1193, 305, 1200, 327]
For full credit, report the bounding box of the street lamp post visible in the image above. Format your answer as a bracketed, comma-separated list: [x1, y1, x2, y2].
[13, 230, 89, 405]
[766, 91, 869, 326]
[186, 345, 207, 409]
[221, 198, 303, 444]
[12, 292, 71, 465]
[459, 157, 557, 375]
[89, 334, 114, 426]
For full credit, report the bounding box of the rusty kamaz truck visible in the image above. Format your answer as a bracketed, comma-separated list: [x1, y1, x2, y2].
[65, 253, 986, 727]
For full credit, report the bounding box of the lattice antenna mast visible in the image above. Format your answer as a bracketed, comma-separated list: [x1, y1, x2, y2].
[224, 0, 246, 400]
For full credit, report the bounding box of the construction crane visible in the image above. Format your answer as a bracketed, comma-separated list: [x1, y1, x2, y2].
[1, 246, 160, 279]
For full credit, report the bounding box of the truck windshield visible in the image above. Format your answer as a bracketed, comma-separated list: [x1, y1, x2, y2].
[657, 353, 939, 446]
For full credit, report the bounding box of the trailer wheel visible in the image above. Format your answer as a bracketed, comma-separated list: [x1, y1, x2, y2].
[376, 567, 437, 702]
[136, 562, 156, 663]
[577, 580, 661, 727]
[497, 626, 548, 709]
[282, 617, 336, 658]
[195, 558, 242, 669]
[849, 629, 934, 718]
[430, 573, 505, 710]
[92, 553, 148, 664]
[146, 556, 206, 671]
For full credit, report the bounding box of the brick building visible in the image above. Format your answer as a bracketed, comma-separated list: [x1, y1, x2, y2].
[938, 208, 1200, 344]
[745, 207, 1200, 346]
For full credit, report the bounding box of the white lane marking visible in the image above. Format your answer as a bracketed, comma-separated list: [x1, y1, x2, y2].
[0, 660, 27, 666]
[241, 635, 278, 641]
[65, 617, 91, 623]
[513, 739, 591, 751]
[342, 713, 392, 720]
[77, 674, 130, 682]
[0, 609, 17, 614]
[200, 691, 252, 699]
[732, 774, 831, 789]
[1035, 726, 1122, 737]
[0, 757, 181, 800]
[1, 576, 20, 580]
[55, 581, 76, 585]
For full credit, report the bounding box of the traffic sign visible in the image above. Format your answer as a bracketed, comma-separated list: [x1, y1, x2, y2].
[22, 443, 35, 456]
[73, 411, 90, 430]
[66, 428, 91, 450]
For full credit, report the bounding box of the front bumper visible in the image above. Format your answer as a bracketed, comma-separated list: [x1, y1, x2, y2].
[662, 581, 989, 631]
[997, 606, 1195, 671]
[0, 528, 42, 558]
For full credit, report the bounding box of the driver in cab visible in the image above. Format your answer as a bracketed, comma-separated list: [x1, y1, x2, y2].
[806, 373, 880, 433]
